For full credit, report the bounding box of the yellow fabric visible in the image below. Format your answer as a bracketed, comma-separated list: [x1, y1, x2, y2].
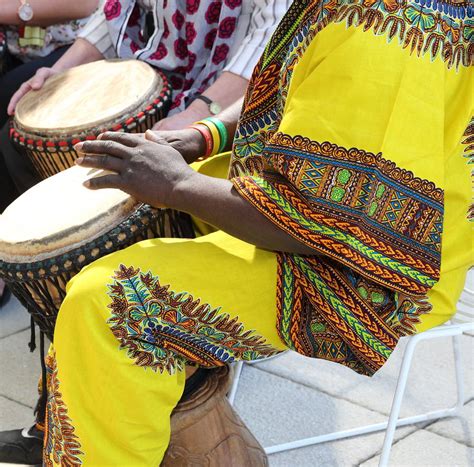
[45, 154, 284, 465]
[277, 21, 473, 331]
[45, 7, 473, 465]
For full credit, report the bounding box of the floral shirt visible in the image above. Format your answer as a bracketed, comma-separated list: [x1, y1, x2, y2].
[79, 0, 291, 112]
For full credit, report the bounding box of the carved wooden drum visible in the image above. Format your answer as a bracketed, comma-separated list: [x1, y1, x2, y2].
[10, 59, 171, 179]
[0, 165, 193, 340]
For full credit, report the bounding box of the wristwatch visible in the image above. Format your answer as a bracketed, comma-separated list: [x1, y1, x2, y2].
[18, 0, 34, 22]
[187, 94, 222, 115]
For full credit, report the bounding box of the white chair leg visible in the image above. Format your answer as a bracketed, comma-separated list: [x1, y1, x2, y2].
[452, 334, 465, 413]
[378, 335, 420, 467]
[228, 361, 244, 406]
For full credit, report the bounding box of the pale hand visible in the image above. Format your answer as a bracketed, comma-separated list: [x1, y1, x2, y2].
[8, 67, 58, 115]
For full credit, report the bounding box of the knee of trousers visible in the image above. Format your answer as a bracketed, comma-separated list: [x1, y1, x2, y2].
[57, 259, 114, 334]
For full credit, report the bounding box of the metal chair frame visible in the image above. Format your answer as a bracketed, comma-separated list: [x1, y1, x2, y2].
[227, 286, 474, 467]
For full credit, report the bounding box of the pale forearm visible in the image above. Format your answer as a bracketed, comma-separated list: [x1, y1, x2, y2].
[52, 38, 103, 72]
[0, 0, 98, 26]
[172, 173, 316, 254]
[183, 72, 248, 125]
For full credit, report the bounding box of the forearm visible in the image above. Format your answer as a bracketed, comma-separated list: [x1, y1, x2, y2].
[172, 172, 316, 254]
[0, 0, 98, 26]
[52, 38, 103, 72]
[184, 72, 248, 125]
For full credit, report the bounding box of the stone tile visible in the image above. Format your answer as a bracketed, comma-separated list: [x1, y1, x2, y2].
[0, 395, 35, 432]
[360, 429, 474, 467]
[233, 366, 417, 467]
[0, 329, 42, 409]
[0, 295, 30, 339]
[255, 334, 474, 418]
[426, 400, 473, 447]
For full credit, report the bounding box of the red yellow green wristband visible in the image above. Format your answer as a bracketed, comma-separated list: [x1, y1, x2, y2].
[204, 117, 228, 153]
[189, 124, 213, 158]
[195, 119, 220, 156]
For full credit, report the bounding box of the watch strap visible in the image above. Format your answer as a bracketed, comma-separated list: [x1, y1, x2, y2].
[187, 94, 221, 115]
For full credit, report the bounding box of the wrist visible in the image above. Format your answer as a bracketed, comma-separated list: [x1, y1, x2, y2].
[168, 169, 203, 212]
[168, 129, 207, 164]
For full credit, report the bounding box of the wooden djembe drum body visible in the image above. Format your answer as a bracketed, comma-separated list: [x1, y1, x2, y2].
[164, 366, 268, 466]
[10, 59, 171, 179]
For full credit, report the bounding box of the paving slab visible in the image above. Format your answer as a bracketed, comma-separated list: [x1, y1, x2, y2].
[0, 330, 41, 410]
[360, 429, 474, 467]
[255, 334, 474, 418]
[426, 400, 474, 447]
[0, 395, 35, 432]
[0, 296, 30, 339]
[233, 365, 417, 467]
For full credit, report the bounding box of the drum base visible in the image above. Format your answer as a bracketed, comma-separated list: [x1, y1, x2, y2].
[163, 366, 268, 467]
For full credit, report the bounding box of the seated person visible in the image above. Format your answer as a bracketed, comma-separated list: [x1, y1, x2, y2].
[0, 0, 291, 464]
[36, 0, 474, 464]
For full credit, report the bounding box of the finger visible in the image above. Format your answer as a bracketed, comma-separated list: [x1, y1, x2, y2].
[84, 173, 123, 190]
[97, 131, 142, 147]
[30, 70, 48, 89]
[75, 154, 123, 172]
[144, 129, 172, 145]
[74, 139, 131, 159]
[8, 82, 32, 115]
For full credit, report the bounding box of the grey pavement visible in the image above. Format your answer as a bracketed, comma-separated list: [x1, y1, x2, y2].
[1, 290, 473, 466]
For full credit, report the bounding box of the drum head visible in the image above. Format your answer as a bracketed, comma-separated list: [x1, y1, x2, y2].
[15, 60, 161, 136]
[0, 166, 139, 262]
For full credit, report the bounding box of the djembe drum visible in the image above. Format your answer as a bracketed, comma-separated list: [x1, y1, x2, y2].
[0, 165, 192, 339]
[0, 167, 267, 465]
[10, 59, 171, 179]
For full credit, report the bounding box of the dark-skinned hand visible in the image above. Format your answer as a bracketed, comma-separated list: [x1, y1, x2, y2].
[75, 130, 197, 208]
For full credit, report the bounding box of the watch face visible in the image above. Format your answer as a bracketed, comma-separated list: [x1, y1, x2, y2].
[19, 4, 34, 22]
[209, 102, 221, 115]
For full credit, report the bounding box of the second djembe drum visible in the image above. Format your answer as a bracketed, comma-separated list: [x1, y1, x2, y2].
[10, 59, 171, 179]
[0, 165, 192, 340]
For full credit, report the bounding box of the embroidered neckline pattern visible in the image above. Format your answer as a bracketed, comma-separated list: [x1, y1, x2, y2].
[337, 0, 473, 70]
[107, 265, 281, 374]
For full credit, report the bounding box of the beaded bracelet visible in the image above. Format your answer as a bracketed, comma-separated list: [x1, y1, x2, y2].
[204, 117, 228, 153]
[188, 124, 213, 158]
[195, 119, 221, 157]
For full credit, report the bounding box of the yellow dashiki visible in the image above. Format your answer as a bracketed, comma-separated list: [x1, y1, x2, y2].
[44, 0, 472, 464]
[230, 0, 473, 375]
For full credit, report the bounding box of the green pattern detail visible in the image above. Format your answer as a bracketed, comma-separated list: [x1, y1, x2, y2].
[376, 184, 386, 198]
[262, 8, 309, 68]
[311, 322, 327, 333]
[293, 256, 392, 359]
[330, 186, 346, 202]
[337, 169, 351, 184]
[280, 259, 295, 344]
[252, 177, 435, 287]
[368, 202, 378, 217]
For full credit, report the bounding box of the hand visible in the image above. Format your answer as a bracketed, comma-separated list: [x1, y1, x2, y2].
[152, 104, 209, 131]
[75, 131, 196, 209]
[154, 128, 206, 164]
[8, 67, 58, 115]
